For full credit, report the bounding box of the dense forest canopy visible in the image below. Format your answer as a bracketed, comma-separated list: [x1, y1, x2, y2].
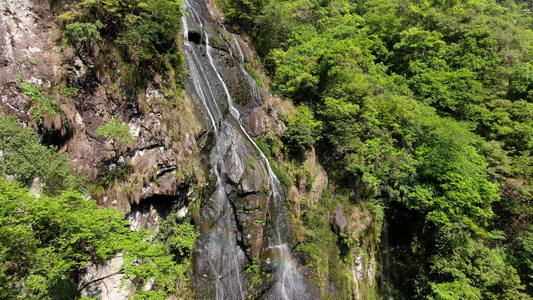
[223, 0, 533, 297]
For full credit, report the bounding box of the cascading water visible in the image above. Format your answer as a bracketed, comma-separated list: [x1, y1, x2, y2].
[182, 0, 313, 299]
[231, 35, 262, 106]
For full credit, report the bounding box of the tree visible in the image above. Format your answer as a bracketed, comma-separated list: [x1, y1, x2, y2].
[0, 115, 82, 194]
[65, 0, 182, 63]
[507, 226, 533, 294]
[65, 21, 103, 53]
[430, 235, 529, 300]
[0, 113, 193, 298]
[283, 104, 322, 154]
[407, 117, 499, 230]
[0, 179, 129, 299]
[0, 178, 190, 299]
[508, 62, 533, 102]
[96, 117, 136, 156]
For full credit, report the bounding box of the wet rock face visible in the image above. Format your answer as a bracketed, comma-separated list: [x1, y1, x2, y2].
[245, 107, 265, 137]
[333, 204, 348, 234]
[184, 0, 317, 298]
[235, 193, 267, 256]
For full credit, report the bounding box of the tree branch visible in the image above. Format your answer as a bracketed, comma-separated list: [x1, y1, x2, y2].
[78, 268, 125, 293]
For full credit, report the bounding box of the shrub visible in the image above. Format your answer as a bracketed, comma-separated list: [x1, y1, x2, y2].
[96, 117, 136, 155]
[0, 115, 84, 194]
[65, 21, 103, 46]
[18, 79, 61, 126]
[283, 104, 322, 154]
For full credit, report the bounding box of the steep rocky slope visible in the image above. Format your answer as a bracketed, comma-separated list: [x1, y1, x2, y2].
[1, 1, 204, 296]
[1, 0, 203, 210]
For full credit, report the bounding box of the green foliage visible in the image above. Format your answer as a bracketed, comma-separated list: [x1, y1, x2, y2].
[59, 0, 185, 96]
[0, 115, 84, 194]
[0, 179, 129, 299]
[65, 21, 103, 46]
[255, 137, 272, 158]
[0, 178, 186, 299]
[407, 117, 499, 230]
[96, 117, 136, 154]
[283, 104, 322, 153]
[114, 0, 181, 62]
[271, 162, 292, 187]
[245, 63, 263, 88]
[159, 214, 198, 260]
[224, 0, 266, 32]
[507, 226, 533, 294]
[97, 164, 135, 191]
[97, 117, 135, 144]
[19, 79, 61, 126]
[148, 213, 199, 297]
[64, 0, 183, 65]
[60, 85, 79, 98]
[0, 114, 185, 298]
[294, 189, 366, 298]
[228, 0, 533, 297]
[509, 62, 533, 101]
[430, 237, 528, 300]
[121, 232, 182, 298]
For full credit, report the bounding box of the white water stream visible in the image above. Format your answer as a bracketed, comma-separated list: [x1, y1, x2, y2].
[232, 34, 262, 105]
[182, 1, 311, 298]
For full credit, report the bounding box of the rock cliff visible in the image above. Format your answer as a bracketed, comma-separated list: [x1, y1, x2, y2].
[1, 0, 203, 211]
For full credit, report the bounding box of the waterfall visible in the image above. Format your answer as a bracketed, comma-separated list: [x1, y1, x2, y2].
[182, 0, 312, 299]
[232, 35, 262, 106]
